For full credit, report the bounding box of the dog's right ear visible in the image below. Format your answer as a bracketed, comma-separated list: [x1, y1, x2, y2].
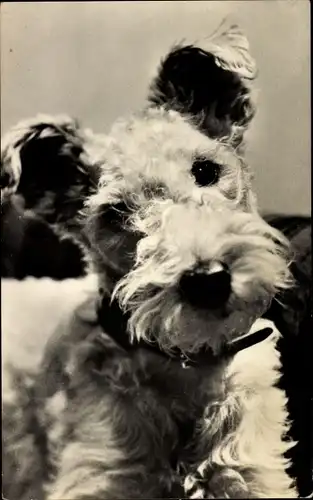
[148, 22, 257, 148]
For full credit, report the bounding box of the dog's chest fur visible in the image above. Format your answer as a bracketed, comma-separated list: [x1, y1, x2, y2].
[104, 346, 228, 439]
[45, 335, 230, 496]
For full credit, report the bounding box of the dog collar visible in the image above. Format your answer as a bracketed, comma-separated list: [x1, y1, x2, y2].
[97, 296, 273, 368]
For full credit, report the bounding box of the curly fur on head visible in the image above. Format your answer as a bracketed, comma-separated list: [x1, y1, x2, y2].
[84, 107, 292, 355]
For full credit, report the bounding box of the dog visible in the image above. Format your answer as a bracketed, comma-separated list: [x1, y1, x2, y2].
[2, 23, 299, 498]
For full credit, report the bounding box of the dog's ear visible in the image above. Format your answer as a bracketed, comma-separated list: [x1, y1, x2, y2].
[1, 115, 100, 231]
[149, 22, 257, 147]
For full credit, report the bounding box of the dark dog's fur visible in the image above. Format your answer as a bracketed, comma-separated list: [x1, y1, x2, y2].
[1, 195, 86, 279]
[2, 22, 309, 499]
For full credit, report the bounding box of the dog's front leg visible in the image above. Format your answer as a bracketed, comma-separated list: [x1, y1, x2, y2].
[47, 420, 168, 500]
[184, 463, 252, 499]
[45, 330, 174, 500]
[184, 385, 295, 499]
[185, 320, 297, 498]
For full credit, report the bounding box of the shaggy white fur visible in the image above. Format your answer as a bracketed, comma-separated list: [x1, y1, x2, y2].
[184, 318, 296, 498]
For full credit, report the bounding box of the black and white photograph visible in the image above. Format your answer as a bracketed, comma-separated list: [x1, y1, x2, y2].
[1, 1, 311, 499]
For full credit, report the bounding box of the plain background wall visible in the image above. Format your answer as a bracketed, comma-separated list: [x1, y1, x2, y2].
[1, 1, 310, 215]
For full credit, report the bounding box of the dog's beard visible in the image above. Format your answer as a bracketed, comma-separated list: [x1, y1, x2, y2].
[112, 201, 292, 354]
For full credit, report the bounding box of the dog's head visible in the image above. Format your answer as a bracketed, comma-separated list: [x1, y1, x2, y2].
[1, 23, 292, 355]
[84, 24, 291, 355]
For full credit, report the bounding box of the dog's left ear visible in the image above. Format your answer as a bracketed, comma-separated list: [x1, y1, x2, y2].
[149, 22, 257, 147]
[1, 115, 100, 233]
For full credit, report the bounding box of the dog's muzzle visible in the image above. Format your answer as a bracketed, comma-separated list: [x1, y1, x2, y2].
[97, 293, 274, 369]
[178, 261, 231, 309]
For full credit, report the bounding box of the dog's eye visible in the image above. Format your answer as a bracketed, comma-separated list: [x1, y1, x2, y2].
[191, 158, 220, 187]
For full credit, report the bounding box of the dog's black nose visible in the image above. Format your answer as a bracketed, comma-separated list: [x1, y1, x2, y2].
[179, 262, 231, 309]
